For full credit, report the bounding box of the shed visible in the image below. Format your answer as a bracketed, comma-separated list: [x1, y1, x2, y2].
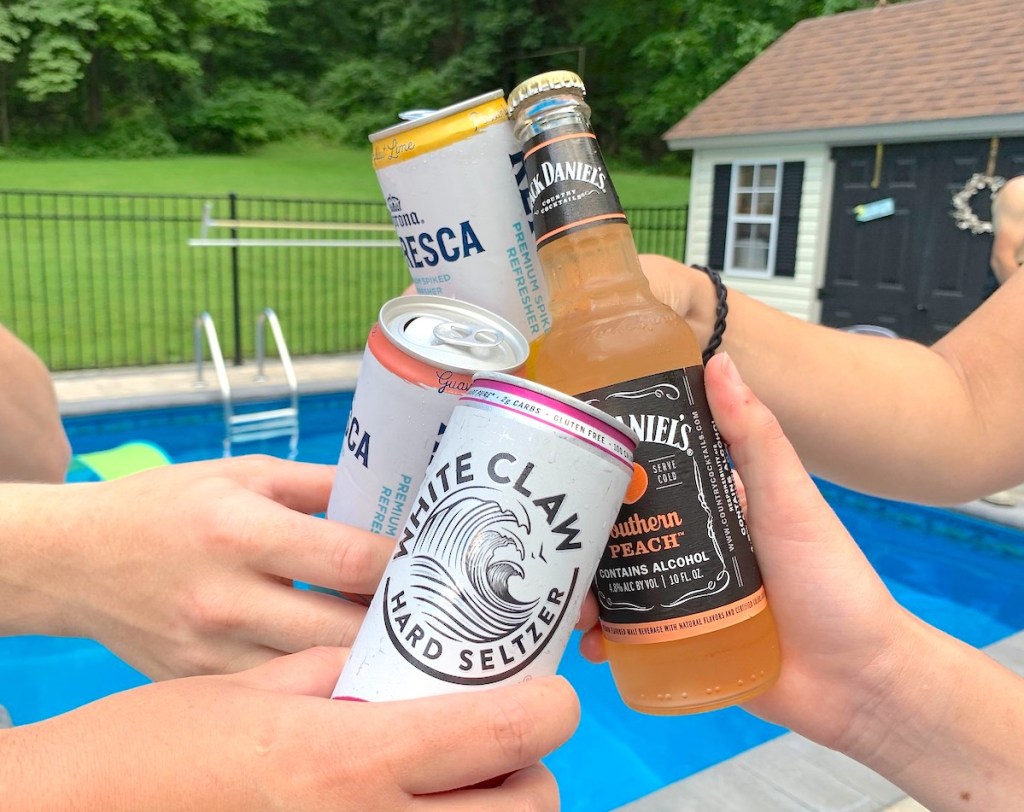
[663, 0, 1024, 342]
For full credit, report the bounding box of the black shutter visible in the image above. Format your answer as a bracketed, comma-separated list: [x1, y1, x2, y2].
[708, 163, 731, 270]
[775, 161, 804, 278]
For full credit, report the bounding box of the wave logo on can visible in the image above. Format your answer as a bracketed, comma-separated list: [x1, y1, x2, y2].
[381, 452, 582, 685]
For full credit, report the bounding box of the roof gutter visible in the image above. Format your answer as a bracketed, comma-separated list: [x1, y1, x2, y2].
[664, 114, 1024, 151]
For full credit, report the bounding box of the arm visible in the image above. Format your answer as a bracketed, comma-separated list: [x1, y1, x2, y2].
[991, 175, 1024, 283]
[640, 253, 1024, 504]
[0, 325, 70, 483]
[713, 354, 1024, 811]
[0, 456, 394, 679]
[0, 647, 578, 810]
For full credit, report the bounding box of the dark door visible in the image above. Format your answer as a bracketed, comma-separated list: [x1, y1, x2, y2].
[821, 137, 1024, 343]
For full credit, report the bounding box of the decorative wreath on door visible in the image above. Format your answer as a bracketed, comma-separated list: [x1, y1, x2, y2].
[951, 173, 1006, 234]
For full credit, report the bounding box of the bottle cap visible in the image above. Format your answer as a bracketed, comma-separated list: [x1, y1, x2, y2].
[506, 70, 586, 116]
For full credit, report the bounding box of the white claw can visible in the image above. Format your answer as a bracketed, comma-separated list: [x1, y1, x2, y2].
[371, 90, 551, 341]
[327, 296, 528, 538]
[332, 372, 640, 701]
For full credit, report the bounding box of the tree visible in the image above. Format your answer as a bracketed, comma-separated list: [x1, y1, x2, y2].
[0, 4, 30, 145]
[6, 0, 271, 139]
[593, 0, 892, 164]
[311, 0, 548, 146]
[0, 0, 910, 160]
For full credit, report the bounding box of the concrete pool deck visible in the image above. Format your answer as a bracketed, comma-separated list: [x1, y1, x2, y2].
[52, 353, 364, 417]
[52, 359, 1024, 812]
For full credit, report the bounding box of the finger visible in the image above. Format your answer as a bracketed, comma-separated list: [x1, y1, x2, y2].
[216, 645, 291, 676]
[229, 645, 348, 696]
[703, 354, 884, 594]
[639, 253, 679, 309]
[574, 590, 599, 631]
[251, 511, 395, 593]
[218, 455, 337, 515]
[732, 469, 749, 516]
[362, 676, 579, 795]
[578, 626, 606, 663]
[413, 763, 558, 811]
[704, 353, 838, 538]
[239, 584, 369, 652]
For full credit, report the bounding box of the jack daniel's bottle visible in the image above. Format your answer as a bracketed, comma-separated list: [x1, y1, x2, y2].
[508, 71, 780, 714]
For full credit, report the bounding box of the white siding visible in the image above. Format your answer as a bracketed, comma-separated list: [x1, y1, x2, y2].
[684, 144, 833, 323]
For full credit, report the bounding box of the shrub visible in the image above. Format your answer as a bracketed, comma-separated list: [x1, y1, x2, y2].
[3, 104, 178, 158]
[182, 81, 310, 153]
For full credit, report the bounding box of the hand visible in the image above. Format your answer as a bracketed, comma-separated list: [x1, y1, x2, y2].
[8, 456, 393, 679]
[638, 254, 719, 348]
[699, 352, 916, 747]
[704, 353, 1024, 811]
[7, 647, 579, 810]
[576, 352, 917, 747]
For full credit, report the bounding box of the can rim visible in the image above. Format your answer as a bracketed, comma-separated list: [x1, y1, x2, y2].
[378, 295, 529, 374]
[369, 89, 506, 142]
[469, 371, 641, 451]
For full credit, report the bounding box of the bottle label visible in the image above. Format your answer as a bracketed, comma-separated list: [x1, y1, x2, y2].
[522, 126, 627, 247]
[579, 366, 768, 644]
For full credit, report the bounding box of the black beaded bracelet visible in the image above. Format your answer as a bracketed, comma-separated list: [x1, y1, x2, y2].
[691, 264, 728, 364]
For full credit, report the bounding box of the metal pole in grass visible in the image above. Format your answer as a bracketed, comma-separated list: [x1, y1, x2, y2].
[229, 192, 242, 365]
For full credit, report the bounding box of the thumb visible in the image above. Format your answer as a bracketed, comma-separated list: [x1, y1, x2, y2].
[703, 353, 845, 567]
[228, 646, 348, 697]
[704, 354, 880, 602]
[639, 253, 689, 313]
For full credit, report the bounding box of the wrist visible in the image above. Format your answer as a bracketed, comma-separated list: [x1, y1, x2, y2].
[0, 483, 93, 638]
[690, 264, 728, 363]
[688, 265, 720, 348]
[837, 613, 964, 774]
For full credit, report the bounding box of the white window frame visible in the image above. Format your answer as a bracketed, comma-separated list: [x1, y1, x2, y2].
[723, 160, 782, 279]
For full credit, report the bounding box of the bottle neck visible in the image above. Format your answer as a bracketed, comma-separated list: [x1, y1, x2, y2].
[512, 89, 648, 315]
[511, 92, 593, 143]
[512, 92, 629, 254]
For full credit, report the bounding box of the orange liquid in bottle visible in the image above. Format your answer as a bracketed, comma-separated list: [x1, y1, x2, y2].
[527, 224, 780, 714]
[509, 71, 780, 714]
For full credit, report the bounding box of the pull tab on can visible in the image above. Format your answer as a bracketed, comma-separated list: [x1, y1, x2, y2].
[432, 321, 502, 349]
[379, 295, 528, 374]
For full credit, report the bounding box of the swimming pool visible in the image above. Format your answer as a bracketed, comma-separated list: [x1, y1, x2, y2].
[3, 391, 1024, 811]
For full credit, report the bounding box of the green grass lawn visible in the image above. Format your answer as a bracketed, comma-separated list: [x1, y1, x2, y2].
[1, 138, 689, 370]
[0, 137, 690, 207]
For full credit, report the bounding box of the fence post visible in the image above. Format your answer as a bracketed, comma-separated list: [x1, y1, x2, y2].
[229, 192, 243, 365]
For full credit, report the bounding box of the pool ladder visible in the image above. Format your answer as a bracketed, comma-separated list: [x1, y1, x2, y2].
[193, 308, 299, 459]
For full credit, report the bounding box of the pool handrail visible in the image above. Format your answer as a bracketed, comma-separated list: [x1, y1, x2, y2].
[193, 311, 233, 440]
[194, 309, 300, 459]
[256, 307, 298, 394]
[256, 308, 299, 459]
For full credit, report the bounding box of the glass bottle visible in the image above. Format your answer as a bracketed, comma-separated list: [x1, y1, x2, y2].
[507, 70, 780, 715]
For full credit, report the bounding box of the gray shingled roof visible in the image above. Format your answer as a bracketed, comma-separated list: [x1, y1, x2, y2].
[663, 0, 1024, 149]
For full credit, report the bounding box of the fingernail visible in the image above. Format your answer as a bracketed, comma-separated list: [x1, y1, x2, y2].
[718, 352, 742, 387]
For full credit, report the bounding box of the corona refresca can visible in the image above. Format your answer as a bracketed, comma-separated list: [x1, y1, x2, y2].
[371, 90, 551, 341]
[327, 296, 528, 539]
[332, 372, 639, 701]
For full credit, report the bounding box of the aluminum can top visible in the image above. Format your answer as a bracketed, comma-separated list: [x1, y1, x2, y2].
[369, 89, 506, 143]
[379, 295, 529, 374]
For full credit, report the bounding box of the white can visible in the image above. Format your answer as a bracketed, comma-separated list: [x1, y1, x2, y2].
[371, 90, 551, 341]
[332, 372, 639, 701]
[327, 296, 528, 539]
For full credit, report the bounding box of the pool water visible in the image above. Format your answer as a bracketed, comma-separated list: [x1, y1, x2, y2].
[3, 392, 1024, 811]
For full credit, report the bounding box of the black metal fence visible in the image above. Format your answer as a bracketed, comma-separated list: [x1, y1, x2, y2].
[0, 189, 687, 371]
